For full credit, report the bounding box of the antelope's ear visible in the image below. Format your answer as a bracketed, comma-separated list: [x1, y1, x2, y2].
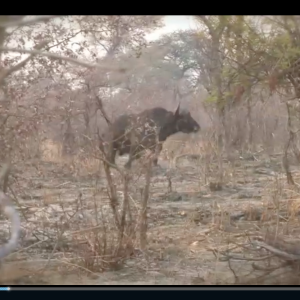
[174, 103, 180, 117]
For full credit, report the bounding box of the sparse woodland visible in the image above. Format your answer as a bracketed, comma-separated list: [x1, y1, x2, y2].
[1, 15, 300, 285]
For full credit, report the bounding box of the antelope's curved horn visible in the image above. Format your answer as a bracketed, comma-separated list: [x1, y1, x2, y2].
[174, 102, 180, 117]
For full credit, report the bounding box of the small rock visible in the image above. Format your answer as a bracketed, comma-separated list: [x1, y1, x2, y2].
[255, 168, 276, 176]
[162, 192, 183, 202]
[88, 274, 100, 280]
[209, 182, 223, 191]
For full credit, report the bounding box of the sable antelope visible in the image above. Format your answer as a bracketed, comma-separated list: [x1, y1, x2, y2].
[105, 104, 200, 169]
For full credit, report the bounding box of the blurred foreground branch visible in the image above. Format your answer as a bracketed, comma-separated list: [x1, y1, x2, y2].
[0, 164, 20, 259]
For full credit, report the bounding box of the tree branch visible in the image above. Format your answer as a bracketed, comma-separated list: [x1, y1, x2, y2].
[0, 40, 50, 85]
[0, 46, 128, 74]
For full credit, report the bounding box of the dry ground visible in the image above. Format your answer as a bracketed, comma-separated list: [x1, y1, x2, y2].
[1, 137, 300, 285]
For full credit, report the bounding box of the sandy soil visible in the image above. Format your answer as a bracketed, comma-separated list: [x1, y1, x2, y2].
[1, 152, 300, 285]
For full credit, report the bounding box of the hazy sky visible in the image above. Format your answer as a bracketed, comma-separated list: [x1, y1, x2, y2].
[147, 16, 198, 40]
[5, 16, 198, 62]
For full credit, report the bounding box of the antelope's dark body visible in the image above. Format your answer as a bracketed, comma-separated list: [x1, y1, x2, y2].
[105, 105, 200, 169]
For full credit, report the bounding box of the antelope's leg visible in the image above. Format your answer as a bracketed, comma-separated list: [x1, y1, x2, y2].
[125, 132, 137, 169]
[152, 142, 163, 166]
[125, 147, 142, 169]
[108, 144, 117, 165]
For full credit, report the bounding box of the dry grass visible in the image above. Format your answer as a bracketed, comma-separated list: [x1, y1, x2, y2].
[162, 132, 217, 168]
[40, 139, 101, 176]
[3, 134, 300, 285]
[40, 139, 63, 162]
